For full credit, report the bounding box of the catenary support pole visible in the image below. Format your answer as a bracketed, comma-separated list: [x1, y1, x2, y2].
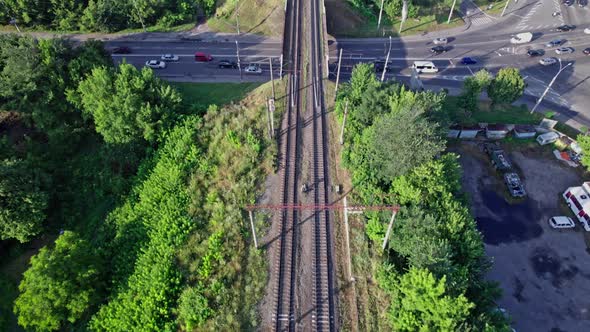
[339, 99, 348, 145]
[334, 48, 343, 99]
[382, 210, 398, 251]
[269, 57, 276, 100]
[377, 0, 385, 31]
[343, 196, 354, 282]
[248, 210, 258, 249]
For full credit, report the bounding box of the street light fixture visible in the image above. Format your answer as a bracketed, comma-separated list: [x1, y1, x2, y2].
[381, 36, 392, 82]
[530, 58, 572, 114]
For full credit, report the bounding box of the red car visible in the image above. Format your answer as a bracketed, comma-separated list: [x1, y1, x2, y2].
[195, 52, 213, 62]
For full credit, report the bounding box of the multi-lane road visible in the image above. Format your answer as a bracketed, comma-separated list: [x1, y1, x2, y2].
[106, 0, 590, 127]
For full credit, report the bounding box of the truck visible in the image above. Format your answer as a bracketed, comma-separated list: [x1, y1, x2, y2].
[504, 173, 527, 198]
[484, 143, 512, 171]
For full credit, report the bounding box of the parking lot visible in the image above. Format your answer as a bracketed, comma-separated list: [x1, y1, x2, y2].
[454, 142, 590, 332]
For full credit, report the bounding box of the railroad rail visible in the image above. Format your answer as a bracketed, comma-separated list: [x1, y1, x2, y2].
[273, 0, 302, 329]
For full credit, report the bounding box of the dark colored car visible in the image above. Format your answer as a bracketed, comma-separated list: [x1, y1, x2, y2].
[545, 39, 566, 47]
[430, 45, 449, 54]
[373, 60, 386, 72]
[584, 47, 590, 55]
[218, 59, 238, 68]
[112, 46, 131, 54]
[564, 0, 574, 6]
[579, 0, 587, 6]
[556, 24, 576, 32]
[460, 57, 477, 65]
[527, 49, 545, 57]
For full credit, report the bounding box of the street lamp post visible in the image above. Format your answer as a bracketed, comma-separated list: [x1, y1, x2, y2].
[381, 36, 392, 82]
[530, 59, 571, 114]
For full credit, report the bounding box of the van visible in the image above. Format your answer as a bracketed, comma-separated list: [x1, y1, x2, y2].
[549, 216, 575, 229]
[412, 61, 438, 74]
[536, 131, 559, 145]
[195, 52, 213, 62]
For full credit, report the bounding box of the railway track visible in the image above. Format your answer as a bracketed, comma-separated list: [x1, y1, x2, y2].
[309, 0, 335, 330]
[273, 0, 301, 329]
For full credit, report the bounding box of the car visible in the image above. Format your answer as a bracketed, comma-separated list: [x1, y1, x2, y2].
[504, 172, 526, 198]
[545, 39, 566, 48]
[585, 27, 590, 34]
[112, 46, 131, 54]
[556, 24, 576, 32]
[218, 59, 238, 68]
[161, 54, 179, 61]
[564, 0, 574, 6]
[145, 60, 166, 69]
[483, 143, 512, 171]
[549, 216, 576, 229]
[579, 0, 588, 7]
[527, 49, 545, 57]
[539, 57, 558, 66]
[584, 48, 590, 55]
[433, 37, 448, 45]
[430, 45, 449, 54]
[556, 47, 574, 54]
[244, 63, 262, 74]
[373, 60, 386, 72]
[195, 52, 213, 62]
[460, 57, 477, 65]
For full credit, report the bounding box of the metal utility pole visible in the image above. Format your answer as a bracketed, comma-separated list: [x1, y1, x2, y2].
[279, 54, 284, 77]
[343, 196, 354, 282]
[501, 0, 510, 17]
[399, 0, 408, 34]
[268, 57, 275, 138]
[381, 36, 392, 82]
[382, 210, 398, 251]
[248, 210, 258, 249]
[531, 59, 572, 114]
[334, 48, 343, 99]
[377, 0, 386, 31]
[447, 0, 457, 23]
[235, 40, 243, 81]
[339, 99, 349, 145]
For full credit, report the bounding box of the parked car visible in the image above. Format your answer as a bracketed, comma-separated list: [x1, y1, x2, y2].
[584, 48, 590, 55]
[430, 45, 449, 54]
[484, 143, 512, 171]
[112, 46, 131, 54]
[556, 24, 576, 32]
[549, 216, 576, 229]
[585, 27, 590, 34]
[545, 39, 566, 47]
[460, 57, 477, 65]
[539, 57, 558, 66]
[579, 0, 588, 7]
[433, 37, 448, 45]
[161, 54, 179, 61]
[195, 52, 213, 62]
[504, 173, 526, 198]
[563, 0, 574, 6]
[218, 59, 238, 68]
[556, 47, 574, 54]
[527, 49, 545, 57]
[244, 63, 262, 74]
[145, 60, 166, 69]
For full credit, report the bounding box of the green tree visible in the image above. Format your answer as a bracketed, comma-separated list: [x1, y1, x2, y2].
[487, 67, 525, 104]
[14, 231, 104, 331]
[76, 63, 182, 144]
[577, 134, 590, 170]
[459, 69, 493, 116]
[0, 159, 48, 242]
[389, 267, 474, 331]
[352, 109, 445, 182]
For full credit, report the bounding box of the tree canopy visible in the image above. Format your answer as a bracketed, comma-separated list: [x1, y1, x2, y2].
[76, 63, 182, 144]
[488, 68, 526, 104]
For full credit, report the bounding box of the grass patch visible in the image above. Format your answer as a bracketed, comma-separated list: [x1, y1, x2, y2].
[171, 82, 262, 110]
[207, 0, 285, 36]
[443, 96, 543, 125]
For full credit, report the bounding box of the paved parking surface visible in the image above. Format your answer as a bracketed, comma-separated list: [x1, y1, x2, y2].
[454, 142, 590, 332]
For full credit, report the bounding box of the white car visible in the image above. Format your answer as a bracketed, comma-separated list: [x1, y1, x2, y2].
[161, 54, 179, 61]
[539, 57, 558, 66]
[245, 64, 262, 74]
[555, 47, 574, 54]
[433, 37, 448, 45]
[145, 60, 166, 69]
[549, 216, 575, 229]
[584, 27, 590, 34]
